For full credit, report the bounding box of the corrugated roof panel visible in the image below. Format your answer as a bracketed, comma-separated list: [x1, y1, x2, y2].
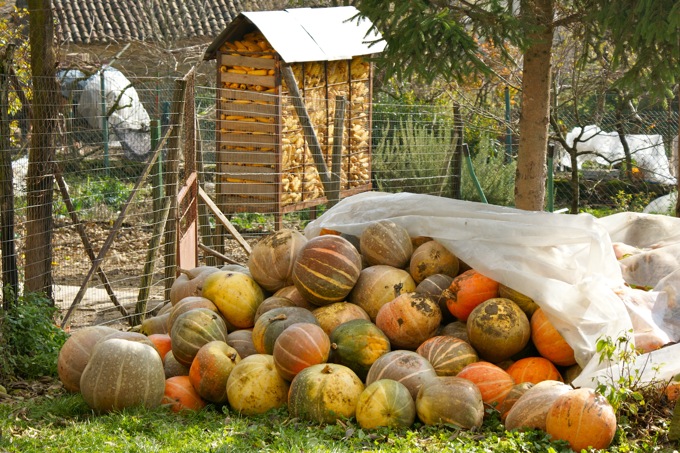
[284, 6, 384, 61]
[205, 6, 385, 62]
[242, 10, 328, 63]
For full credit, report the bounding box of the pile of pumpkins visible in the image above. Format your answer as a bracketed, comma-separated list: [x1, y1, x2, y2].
[57, 220, 618, 451]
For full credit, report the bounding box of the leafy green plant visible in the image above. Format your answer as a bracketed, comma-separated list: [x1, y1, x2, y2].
[595, 333, 647, 414]
[53, 176, 134, 219]
[0, 292, 69, 379]
[372, 118, 454, 195]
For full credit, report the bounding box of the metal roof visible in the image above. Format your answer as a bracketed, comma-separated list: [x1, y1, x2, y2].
[203, 6, 385, 62]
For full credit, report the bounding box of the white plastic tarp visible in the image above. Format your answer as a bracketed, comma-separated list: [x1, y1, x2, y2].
[304, 192, 680, 388]
[561, 125, 676, 185]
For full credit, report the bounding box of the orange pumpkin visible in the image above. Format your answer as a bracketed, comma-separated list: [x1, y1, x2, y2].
[444, 269, 499, 322]
[456, 361, 515, 406]
[162, 375, 207, 412]
[375, 292, 442, 350]
[506, 356, 563, 384]
[148, 333, 172, 361]
[273, 322, 331, 381]
[665, 381, 680, 402]
[545, 388, 617, 451]
[530, 308, 576, 367]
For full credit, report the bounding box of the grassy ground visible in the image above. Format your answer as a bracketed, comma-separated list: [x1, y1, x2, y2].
[0, 377, 676, 453]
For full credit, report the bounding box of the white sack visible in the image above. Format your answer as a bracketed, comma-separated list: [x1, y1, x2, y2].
[305, 192, 680, 388]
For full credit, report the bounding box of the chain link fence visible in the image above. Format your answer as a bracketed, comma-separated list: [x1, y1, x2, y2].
[1, 71, 678, 329]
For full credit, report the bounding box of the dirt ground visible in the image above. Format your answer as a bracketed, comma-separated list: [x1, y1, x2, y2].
[50, 220, 266, 331]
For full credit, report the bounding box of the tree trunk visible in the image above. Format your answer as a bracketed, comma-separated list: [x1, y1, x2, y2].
[676, 83, 680, 218]
[25, 0, 60, 299]
[515, 0, 554, 211]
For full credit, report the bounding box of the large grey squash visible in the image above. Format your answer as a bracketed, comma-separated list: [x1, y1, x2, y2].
[79, 338, 165, 412]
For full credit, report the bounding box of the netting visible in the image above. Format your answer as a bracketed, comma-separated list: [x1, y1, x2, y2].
[1, 72, 678, 329]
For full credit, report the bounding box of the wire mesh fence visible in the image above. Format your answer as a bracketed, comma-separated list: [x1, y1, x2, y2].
[1, 72, 678, 330]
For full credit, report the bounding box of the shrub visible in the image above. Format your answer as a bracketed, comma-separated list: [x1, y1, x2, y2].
[0, 292, 69, 379]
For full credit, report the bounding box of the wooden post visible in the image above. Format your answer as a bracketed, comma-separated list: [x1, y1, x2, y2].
[0, 44, 18, 308]
[133, 196, 171, 326]
[163, 78, 187, 303]
[194, 113, 216, 266]
[327, 95, 346, 208]
[280, 64, 331, 191]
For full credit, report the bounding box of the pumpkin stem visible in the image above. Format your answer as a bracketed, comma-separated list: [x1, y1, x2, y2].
[321, 364, 333, 374]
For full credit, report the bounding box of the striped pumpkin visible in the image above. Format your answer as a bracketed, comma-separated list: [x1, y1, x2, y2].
[251, 306, 318, 355]
[247, 228, 307, 292]
[330, 319, 391, 380]
[170, 308, 229, 367]
[365, 350, 437, 400]
[504, 379, 572, 432]
[292, 235, 362, 306]
[273, 322, 331, 381]
[416, 336, 478, 376]
[349, 265, 416, 321]
[360, 220, 413, 269]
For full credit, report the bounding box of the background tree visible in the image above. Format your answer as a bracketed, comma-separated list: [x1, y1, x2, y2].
[355, 0, 580, 211]
[583, 0, 680, 215]
[24, 0, 60, 299]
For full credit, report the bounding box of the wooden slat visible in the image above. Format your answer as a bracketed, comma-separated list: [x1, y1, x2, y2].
[220, 165, 277, 182]
[221, 72, 276, 88]
[217, 149, 278, 166]
[221, 101, 277, 117]
[221, 133, 278, 147]
[220, 181, 277, 197]
[221, 53, 277, 69]
[218, 120, 276, 134]
[220, 88, 279, 103]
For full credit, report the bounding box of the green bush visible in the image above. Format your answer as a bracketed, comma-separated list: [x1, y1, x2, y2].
[0, 293, 69, 379]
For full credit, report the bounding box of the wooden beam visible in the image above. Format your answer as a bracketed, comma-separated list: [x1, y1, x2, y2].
[280, 64, 331, 190]
[198, 186, 251, 255]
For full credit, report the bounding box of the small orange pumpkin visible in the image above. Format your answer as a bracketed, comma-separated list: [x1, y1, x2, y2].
[444, 269, 499, 322]
[545, 388, 617, 451]
[148, 333, 172, 361]
[506, 356, 563, 384]
[456, 361, 515, 406]
[530, 308, 576, 367]
[162, 375, 207, 412]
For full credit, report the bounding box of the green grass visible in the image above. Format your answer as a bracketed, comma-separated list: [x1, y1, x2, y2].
[0, 393, 577, 453]
[0, 387, 675, 453]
